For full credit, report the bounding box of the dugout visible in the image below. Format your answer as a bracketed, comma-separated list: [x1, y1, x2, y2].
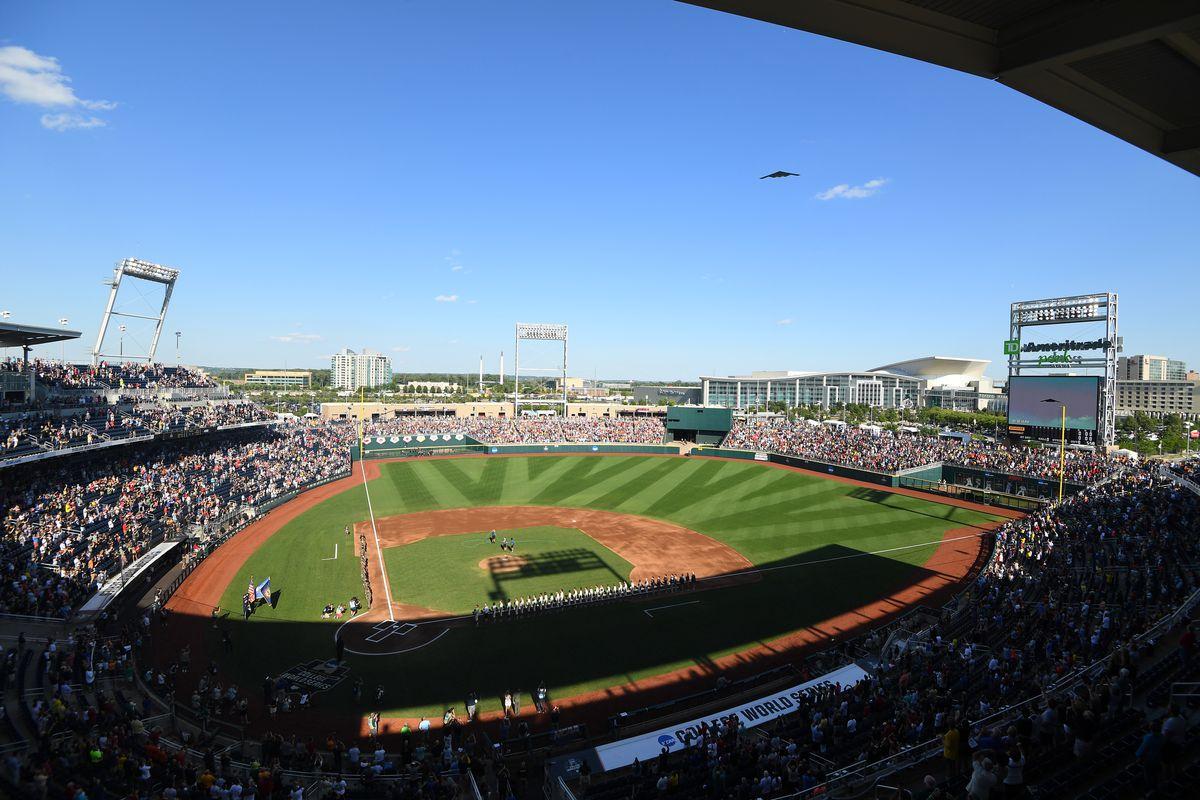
[665, 406, 732, 444]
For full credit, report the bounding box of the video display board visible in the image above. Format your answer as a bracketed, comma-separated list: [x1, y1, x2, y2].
[1007, 375, 1100, 445]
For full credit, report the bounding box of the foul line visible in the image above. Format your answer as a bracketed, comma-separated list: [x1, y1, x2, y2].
[644, 600, 700, 618]
[322, 542, 339, 561]
[360, 462, 396, 622]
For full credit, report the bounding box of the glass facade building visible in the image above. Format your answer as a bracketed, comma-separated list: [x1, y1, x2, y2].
[701, 371, 924, 410]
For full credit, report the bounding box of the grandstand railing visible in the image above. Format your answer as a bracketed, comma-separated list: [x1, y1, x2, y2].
[895, 475, 1045, 511]
[1161, 463, 1200, 497]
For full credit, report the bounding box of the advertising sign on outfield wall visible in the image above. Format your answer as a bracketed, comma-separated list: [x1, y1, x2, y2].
[591, 663, 868, 771]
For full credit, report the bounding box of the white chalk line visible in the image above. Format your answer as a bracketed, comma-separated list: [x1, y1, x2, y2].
[342, 627, 450, 657]
[644, 600, 701, 618]
[321, 542, 338, 561]
[360, 462, 396, 622]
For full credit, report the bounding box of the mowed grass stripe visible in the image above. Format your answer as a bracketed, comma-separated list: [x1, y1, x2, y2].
[475, 457, 510, 504]
[528, 456, 608, 505]
[388, 459, 439, 509]
[645, 459, 766, 518]
[422, 457, 491, 505]
[422, 459, 479, 507]
[592, 457, 687, 510]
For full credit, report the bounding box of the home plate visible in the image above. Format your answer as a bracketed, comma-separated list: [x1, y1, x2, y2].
[364, 621, 417, 643]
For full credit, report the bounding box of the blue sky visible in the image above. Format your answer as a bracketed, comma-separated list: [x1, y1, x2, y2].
[2, 1, 1197, 380]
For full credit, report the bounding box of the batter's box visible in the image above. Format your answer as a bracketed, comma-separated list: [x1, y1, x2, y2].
[364, 621, 417, 643]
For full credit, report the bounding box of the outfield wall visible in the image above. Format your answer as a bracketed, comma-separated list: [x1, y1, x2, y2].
[483, 443, 680, 456]
[941, 464, 1084, 500]
[692, 447, 897, 486]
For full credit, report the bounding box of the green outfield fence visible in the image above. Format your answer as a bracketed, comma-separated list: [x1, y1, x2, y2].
[482, 443, 680, 456]
[690, 446, 899, 486]
[360, 438, 682, 459]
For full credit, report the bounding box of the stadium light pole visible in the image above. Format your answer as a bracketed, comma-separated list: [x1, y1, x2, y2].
[59, 318, 69, 364]
[118, 324, 127, 359]
[1041, 398, 1067, 503]
[175, 331, 181, 364]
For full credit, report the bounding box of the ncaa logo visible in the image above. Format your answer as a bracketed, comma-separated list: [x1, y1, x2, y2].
[657, 734, 677, 749]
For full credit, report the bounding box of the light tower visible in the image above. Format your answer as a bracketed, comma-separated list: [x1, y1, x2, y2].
[513, 323, 568, 417]
[92, 258, 180, 365]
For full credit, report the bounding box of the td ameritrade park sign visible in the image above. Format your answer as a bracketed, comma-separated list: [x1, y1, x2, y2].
[1021, 338, 1111, 353]
[1007, 338, 1113, 366]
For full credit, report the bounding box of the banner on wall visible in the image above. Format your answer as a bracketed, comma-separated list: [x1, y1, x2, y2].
[593, 662, 868, 771]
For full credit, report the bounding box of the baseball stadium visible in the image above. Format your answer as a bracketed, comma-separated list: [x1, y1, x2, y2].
[5, 3, 1200, 800]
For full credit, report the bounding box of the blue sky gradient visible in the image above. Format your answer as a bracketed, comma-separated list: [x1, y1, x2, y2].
[2, 1, 1197, 379]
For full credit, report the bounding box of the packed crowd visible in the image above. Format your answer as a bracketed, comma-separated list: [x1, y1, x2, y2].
[6, 614, 502, 800]
[116, 402, 276, 434]
[363, 414, 666, 445]
[0, 424, 352, 617]
[4, 358, 218, 390]
[473, 574, 696, 624]
[722, 419, 1122, 482]
[589, 466, 1200, 799]
[2, 398, 275, 462]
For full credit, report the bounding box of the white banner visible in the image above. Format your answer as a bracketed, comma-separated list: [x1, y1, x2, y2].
[594, 662, 868, 770]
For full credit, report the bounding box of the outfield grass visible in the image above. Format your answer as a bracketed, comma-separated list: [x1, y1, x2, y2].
[213, 455, 1004, 720]
[383, 526, 635, 614]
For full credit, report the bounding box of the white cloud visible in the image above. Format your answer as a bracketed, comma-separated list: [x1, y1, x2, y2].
[40, 113, 105, 131]
[434, 294, 459, 303]
[466, 299, 478, 304]
[391, 345, 411, 352]
[450, 264, 464, 272]
[777, 318, 794, 326]
[0, 46, 117, 130]
[270, 332, 322, 343]
[815, 178, 888, 201]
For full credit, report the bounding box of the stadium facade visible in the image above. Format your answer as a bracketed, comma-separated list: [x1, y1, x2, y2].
[700, 356, 1004, 413]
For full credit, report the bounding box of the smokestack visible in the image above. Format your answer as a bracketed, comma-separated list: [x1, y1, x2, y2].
[479, 355, 483, 390]
[499, 351, 505, 385]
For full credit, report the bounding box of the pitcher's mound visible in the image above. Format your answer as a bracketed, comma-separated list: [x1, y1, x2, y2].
[479, 554, 530, 575]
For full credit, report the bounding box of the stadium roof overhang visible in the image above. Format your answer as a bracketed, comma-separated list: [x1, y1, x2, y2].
[678, 0, 1200, 176]
[872, 355, 990, 380]
[0, 321, 83, 349]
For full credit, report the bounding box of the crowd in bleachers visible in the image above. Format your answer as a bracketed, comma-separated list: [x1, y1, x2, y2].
[4, 358, 218, 390]
[721, 419, 1122, 483]
[0, 425, 351, 618]
[6, 615, 499, 800]
[363, 414, 666, 445]
[586, 467, 1200, 799]
[1, 402, 277, 463]
[1170, 456, 1200, 484]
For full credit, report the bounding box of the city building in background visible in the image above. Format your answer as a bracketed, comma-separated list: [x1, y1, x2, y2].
[874, 356, 1005, 413]
[1116, 378, 1199, 419]
[699, 356, 996, 412]
[331, 348, 392, 391]
[243, 369, 312, 389]
[1118, 354, 1189, 381]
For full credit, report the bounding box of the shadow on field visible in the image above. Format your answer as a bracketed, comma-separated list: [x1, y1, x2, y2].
[152, 541, 974, 742]
[846, 486, 992, 529]
[483, 547, 626, 601]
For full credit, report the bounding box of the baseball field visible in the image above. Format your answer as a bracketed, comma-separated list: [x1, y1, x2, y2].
[164, 454, 1012, 730]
